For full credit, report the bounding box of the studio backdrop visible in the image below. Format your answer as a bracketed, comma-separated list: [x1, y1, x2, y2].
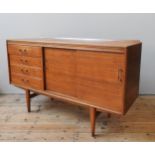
[0, 13, 154, 94]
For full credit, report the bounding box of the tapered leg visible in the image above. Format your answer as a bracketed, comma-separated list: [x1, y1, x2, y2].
[25, 89, 31, 112]
[90, 107, 96, 137]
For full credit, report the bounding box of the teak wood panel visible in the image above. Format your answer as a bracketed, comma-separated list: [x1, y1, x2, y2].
[10, 64, 43, 78]
[9, 55, 42, 68]
[11, 73, 43, 90]
[45, 48, 75, 76]
[45, 48, 125, 113]
[76, 78, 123, 112]
[76, 50, 125, 113]
[46, 73, 76, 97]
[125, 44, 142, 112]
[8, 44, 42, 57]
[76, 51, 125, 83]
[45, 48, 76, 97]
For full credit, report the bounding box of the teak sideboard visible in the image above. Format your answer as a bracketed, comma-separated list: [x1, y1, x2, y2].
[6, 38, 142, 136]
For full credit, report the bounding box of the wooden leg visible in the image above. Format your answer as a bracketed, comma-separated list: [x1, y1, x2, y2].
[25, 89, 31, 112]
[90, 107, 96, 137]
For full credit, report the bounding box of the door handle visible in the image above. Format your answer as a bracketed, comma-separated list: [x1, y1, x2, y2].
[118, 68, 123, 82]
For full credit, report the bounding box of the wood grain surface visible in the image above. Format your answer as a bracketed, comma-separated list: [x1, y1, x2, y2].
[7, 39, 141, 52]
[6, 39, 142, 136]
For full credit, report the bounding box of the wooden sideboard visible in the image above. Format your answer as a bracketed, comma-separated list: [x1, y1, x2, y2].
[7, 38, 142, 136]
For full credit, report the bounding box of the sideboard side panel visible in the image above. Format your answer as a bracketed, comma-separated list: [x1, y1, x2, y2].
[124, 44, 142, 113]
[6, 41, 11, 84]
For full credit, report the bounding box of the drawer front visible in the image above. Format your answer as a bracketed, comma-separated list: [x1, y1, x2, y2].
[10, 65, 43, 78]
[8, 44, 42, 57]
[11, 74, 43, 90]
[9, 55, 42, 68]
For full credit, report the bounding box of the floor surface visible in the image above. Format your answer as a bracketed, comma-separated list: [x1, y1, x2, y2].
[0, 94, 155, 141]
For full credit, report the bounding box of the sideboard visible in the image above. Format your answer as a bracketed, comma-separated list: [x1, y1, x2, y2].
[7, 38, 142, 136]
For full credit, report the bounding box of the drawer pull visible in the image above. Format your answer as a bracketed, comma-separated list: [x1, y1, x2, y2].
[19, 49, 28, 55]
[23, 49, 28, 55]
[19, 50, 23, 55]
[21, 79, 29, 83]
[20, 59, 28, 64]
[20, 69, 29, 74]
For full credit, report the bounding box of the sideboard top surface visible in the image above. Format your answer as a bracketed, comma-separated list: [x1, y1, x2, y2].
[7, 38, 142, 52]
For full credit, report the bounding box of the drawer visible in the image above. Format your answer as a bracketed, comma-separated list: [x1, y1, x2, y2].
[10, 65, 43, 78]
[9, 55, 42, 68]
[8, 44, 42, 57]
[11, 73, 43, 90]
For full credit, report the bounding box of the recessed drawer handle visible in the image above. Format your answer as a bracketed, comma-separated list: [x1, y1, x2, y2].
[23, 49, 27, 54]
[20, 59, 28, 64]
[21, 69, 29, 74]
[21, 79, 29, 83]
[19, 50, 22, 55]
[19, 49, 28, 55]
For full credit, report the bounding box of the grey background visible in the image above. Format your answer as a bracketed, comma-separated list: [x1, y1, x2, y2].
[0, 14, 154, 94]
